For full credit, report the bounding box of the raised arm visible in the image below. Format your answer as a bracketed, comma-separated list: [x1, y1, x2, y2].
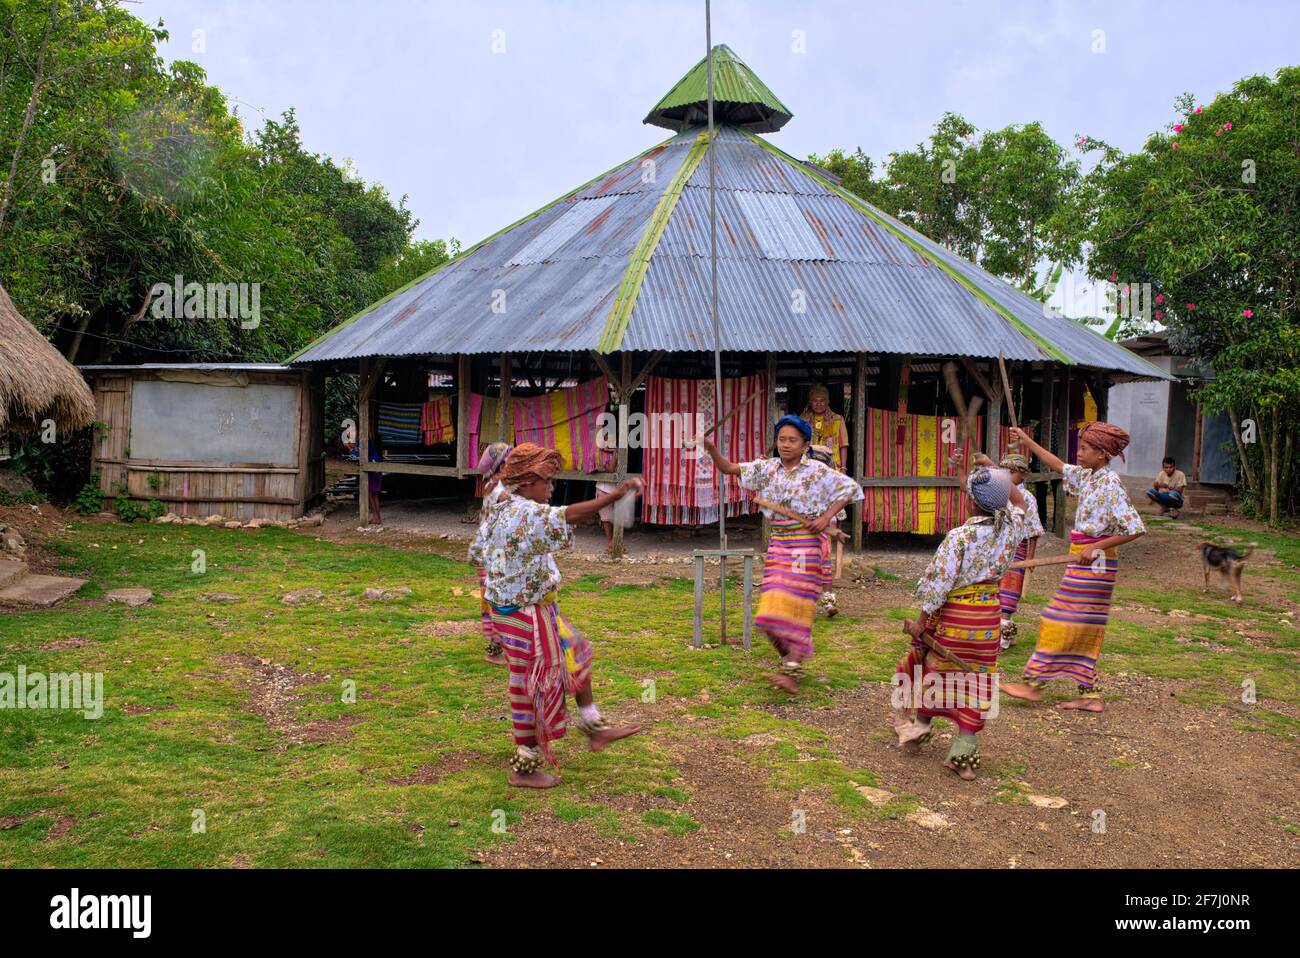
[693, 434, 743, 476]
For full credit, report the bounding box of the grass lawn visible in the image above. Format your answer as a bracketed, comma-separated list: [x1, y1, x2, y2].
[1, 517, 1296, 867]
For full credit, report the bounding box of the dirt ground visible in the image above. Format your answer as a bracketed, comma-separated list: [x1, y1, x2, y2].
[8, 493, 1298, 868]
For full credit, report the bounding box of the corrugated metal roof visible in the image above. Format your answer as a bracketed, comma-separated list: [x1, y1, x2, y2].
[292, 114, 1165, 380]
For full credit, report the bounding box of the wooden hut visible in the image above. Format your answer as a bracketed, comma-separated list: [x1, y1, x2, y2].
[288, 45, 1168, 549]
[80, 364, 324, 521]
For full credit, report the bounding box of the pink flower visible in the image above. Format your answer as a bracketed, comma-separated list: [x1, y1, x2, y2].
[1223, 121, 1232, 130]
[1155, 310, 1164, 319]
[1172, 141, 1179, 149]
[1109, 272, 1117, 282]
[1187, 303, 1196, 311]
[1215, 129, 1222, 137]
[1242, 308, 1253, 318]
[1124, 286, 1131, 295]
[1156, 293, 1164, 304]
[1195, 106, 1203, 114]
[1173, 123, 1183, 132]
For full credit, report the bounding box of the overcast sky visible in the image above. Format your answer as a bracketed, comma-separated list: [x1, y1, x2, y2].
[135, 0, 1297, 304]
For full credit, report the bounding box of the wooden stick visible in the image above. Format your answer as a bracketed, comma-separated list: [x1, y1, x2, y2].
[835, 536, 843, 579]
[754, 497, 849, 542]
[901, 624, 978, 671]
[685, 388, 764, 444]
[1010, 551, 1117, 570]
[998, 352, 1019, 432]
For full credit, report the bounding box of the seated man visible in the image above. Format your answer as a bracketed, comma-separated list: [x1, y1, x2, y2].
[1145, 456, 1187, 518]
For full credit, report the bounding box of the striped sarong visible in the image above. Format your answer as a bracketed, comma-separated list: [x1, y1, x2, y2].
[1024, 532, 1116, 689]
[754, 521, 831, 659]
[421, 397, 454, 445]
[997, 539, 1031, 616]
[489, 597, 593, 767]
[895, 582, 1001, 734]
[510, 376, 609, 473]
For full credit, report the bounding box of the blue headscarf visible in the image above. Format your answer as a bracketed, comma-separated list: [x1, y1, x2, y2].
[774, 414, 812, 442]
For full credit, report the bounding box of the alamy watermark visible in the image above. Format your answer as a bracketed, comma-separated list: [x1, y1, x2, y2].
[0, 666, 103, 719]
[147, 274, 260, 329]
[890, 665, 1000, 720]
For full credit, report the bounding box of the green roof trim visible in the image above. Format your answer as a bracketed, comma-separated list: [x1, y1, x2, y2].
[596, 129, 712, 354]
[645, 44, 792, 134]
[740, 130, 1075, 365]
[286, 136, 677, 363]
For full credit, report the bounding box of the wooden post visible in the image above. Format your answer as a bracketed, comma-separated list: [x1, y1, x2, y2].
[1053, 367, 1070, 537]
[358, 358, 371, 526]
[612, 353, 631, 557]
[1036, 362, 1053, 533]
[456, 354, 470, 474]
[497, 353, 511, 447]
[852, 352, 866, 553]
[763, 353, 777, 547]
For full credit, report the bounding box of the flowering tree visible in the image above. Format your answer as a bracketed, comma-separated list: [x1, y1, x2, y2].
[1080, 68, 1299, 525]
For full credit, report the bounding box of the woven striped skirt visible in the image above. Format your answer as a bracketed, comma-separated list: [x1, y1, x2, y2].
[1023, 532, 1117, 689]
[489, 597, 593, 766]
[895, 582, 1001, 734]
[997, 539, 1031, 617]
[754, 522, 831, 659]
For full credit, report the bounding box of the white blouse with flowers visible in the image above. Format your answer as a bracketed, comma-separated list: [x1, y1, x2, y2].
[469, 494, 572, 608]
[737, 457, 863, 519]
[1017, 483, 1045, 540]
[914, 506, 1027, 615]
[1062, 464, 1145, 538]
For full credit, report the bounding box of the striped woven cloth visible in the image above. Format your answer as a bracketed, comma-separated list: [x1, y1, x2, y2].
[377, 402, 422, 445]
[420, 397, 454, 445]
[641, 373, 768, 525]
[863, 409, 1015, 535]
[1024, 532, 1117, 689]
[510, 377, 610, 474]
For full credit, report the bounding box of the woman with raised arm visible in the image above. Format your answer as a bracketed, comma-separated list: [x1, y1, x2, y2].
[695, 414, 862, 694]
[999, 423, 1145, 713]
[470, 443, 643, 788]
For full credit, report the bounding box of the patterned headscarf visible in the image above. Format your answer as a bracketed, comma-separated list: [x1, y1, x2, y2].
[774, 414, 812, 442]
[500, 442, 563, 487]
[807, 444, 834, 466]
[999, 453, 1030, 474]
[967, 466, 1012, 514]
[476, 442, 512, 478]
[1079, 421, 1131, 461]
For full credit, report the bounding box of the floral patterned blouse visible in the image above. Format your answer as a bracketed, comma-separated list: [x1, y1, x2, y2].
[914, 506, 1027, 614]
[469, 494, 573, 608]
[1063, 464, 1146, 538]
[1017, 483, 1045, 540]
[737, 457, 863, 519]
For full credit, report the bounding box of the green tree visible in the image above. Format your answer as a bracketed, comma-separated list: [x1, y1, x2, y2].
[1082, 68, 1300, 524]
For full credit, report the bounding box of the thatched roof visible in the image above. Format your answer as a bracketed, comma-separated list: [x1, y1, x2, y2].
[0, 284, 95, 434]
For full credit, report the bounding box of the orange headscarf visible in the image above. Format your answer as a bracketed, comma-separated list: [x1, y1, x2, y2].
[500, 442, 563, 486]
[1079, 421, 1131, 461]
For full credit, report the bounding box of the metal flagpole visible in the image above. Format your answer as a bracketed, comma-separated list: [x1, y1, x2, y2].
[705, 0, 726, 642]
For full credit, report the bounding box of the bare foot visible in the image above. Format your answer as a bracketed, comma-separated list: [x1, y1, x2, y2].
[586, 724, 642, 752]
[507, 770, 562, 788]
[999, 681, 1042, 702]
[1059, 697, 1104, 713]
[903, 739, 923, 755]
[943, 761, 977, 781]
[485, 652, 507, 666]
[767, 673, 798, 695]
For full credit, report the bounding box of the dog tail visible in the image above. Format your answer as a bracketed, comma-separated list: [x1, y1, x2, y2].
[1240, 544, 1255, 559]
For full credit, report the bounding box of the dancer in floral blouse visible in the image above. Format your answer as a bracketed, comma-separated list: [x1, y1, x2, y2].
[894, 456, 1027, 780]
[470, 443, 643, 788]
[1000, 422, 1145, 713]
[695, 415, 862, 694]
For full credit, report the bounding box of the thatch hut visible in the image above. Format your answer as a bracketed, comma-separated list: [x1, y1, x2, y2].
[0, 284, 95, 435]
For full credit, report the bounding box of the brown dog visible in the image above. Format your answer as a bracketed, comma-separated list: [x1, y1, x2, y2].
[1200, 541, 1254, 602]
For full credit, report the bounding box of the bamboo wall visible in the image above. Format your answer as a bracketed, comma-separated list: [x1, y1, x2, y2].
[87, 368, 323, 521]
